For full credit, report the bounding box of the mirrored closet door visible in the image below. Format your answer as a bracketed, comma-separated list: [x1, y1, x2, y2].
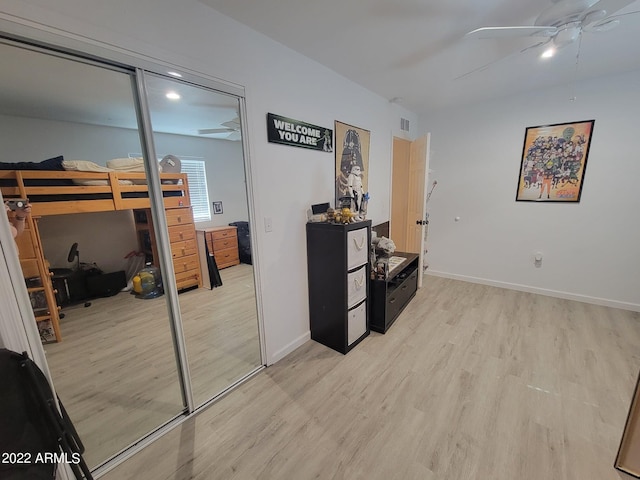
[0, 41, 186, 468]
[143, 73, 262, 408]
[0, 38, 263, 471]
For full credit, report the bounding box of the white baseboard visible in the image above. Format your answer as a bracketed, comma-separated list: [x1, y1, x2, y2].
[267, 331, 310, 366]
[426, 270, 640, 312]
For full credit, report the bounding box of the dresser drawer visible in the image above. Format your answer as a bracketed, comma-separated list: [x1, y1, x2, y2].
[347, 264, 367, 309]
[173, 254, 200, 274]
[386, 269, 418, 323]
[214, 248, 239, 268]
[347, 227, 368, 271]
[213, 236, 238, 252]
[168, 224, 195, 243]
[171, 239, 197, 259]
[165, 207, 193, 227]
[20, 258, 41, 279]
[210, 227, 237, 241]
[347, 300, 367, 346]
[15, 228, 36, 258]
[175, 269, 200, 290]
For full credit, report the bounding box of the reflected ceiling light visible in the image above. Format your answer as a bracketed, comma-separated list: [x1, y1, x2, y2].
[166, 91, 181, 100]
[167, 71, 183, 78]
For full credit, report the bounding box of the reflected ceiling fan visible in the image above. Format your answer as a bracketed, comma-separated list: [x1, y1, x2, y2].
[198, 117, 241, 141]
[461, 0, 638, 76]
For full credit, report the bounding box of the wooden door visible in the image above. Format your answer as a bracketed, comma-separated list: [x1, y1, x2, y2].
[391, 134, 430, 285]
[390, 138, 411, 251]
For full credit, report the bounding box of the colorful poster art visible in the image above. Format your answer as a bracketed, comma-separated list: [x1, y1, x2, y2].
[516, 120, 594, 202]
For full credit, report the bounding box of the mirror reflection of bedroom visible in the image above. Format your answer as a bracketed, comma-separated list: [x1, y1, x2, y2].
[0, 41, 262, 468]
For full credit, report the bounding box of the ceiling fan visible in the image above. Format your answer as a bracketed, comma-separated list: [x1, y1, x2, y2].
[198, 117, 241, 141]
[463, 0, 638, 73]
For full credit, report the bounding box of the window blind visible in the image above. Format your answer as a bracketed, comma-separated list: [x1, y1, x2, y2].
[180, 159, 211, 222]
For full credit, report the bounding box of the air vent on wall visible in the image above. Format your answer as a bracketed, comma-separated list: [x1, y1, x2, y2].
[400, 118, 410, 132]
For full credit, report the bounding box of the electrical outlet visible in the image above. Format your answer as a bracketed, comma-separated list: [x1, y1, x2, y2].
[264, 217, 273, 233]
[534, 252, 543, 268]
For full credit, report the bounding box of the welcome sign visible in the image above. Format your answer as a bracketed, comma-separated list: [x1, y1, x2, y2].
[267, 113, 333, 152]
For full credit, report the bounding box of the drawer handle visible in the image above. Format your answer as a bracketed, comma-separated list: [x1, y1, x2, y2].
[401, 284, 408, 290]
[354, 275, 365, 289]
[177, 216, 182, 222]
[389, 297, 396, 304]
[353, 237, 365, 251]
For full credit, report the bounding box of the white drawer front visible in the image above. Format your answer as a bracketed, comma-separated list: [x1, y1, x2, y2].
[347, 300, 367, 346]
[347, 227, 368, 270]
[347, 265, 367, 309]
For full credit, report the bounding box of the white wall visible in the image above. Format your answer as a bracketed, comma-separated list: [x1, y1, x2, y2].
[421, 70, 640, 310]
[0, 0, 419, 363]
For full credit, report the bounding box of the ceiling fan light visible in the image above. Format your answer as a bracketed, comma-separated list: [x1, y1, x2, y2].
[554, 23, 581, 47]
[541, 46, 556, 59]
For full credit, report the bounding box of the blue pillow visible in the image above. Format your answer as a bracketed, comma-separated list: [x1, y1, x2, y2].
[0, 155, 65, 170]
[0, 156, 69, 187]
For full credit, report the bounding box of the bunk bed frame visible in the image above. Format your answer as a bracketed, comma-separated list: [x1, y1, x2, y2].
[0, 170, 191, 216]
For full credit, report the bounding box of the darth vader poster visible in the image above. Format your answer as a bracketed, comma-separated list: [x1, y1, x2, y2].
[334, 121, 370, 209]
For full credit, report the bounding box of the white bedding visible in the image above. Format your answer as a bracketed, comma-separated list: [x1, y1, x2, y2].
[62, 158, 180, 186]
[62, 160, 134, 186]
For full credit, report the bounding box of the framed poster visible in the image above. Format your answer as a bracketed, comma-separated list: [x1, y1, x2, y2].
[335, 121, 370, 209]
[515, 120, 594, 202]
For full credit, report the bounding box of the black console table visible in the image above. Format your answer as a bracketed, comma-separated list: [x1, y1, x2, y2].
[369, 252, 419, 333]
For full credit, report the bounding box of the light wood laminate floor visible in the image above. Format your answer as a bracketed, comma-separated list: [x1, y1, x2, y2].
[101, 275, 640, 480]
[44, 263, 261, 468]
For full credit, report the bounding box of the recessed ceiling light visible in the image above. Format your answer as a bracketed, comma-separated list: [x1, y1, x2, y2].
[167, 71, 183, 78]
[166, 91, 181, 100]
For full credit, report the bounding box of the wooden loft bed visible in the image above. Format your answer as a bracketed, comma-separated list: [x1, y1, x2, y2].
[2, 167, 202, 344]
[0, 170, 191, 216]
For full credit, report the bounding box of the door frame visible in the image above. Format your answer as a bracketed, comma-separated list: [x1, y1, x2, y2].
[390, 134, 430, 287]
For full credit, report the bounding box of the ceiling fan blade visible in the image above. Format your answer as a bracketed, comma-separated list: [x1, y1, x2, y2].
[221, 117, 241, 129]
[226, 131, 241, 141]
[584, 9, 640, 31]
[466, 26, 557, 39]
[198, 128, 235, 134]
[454, 39, 550, 81]
[580, 0, 637, 24]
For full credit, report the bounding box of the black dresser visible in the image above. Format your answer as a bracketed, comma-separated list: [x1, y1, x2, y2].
[369, 252, 419, 333]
